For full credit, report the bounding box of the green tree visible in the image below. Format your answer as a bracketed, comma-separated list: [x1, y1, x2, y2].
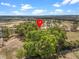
[23, 30, 57, 58]
[16, 22, 66, 59]
[16, 22, 38, 38]
[48, 27, 67, 52]
[2, 26, 11, 41]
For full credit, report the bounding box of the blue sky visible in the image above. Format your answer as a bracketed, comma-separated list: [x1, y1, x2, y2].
[0, 0, 79, 15]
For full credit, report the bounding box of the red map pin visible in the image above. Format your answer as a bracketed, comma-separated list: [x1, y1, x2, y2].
[36, 19, 43, 28]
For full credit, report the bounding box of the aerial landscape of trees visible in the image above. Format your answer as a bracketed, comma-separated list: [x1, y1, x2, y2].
[16, 21, 67, 59]
[1, 20, 79, 59]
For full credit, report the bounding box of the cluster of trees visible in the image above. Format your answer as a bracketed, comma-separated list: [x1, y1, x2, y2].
[16, 21, 67, 59]
[16, 22, 38, 38]
[2, 26, 11, 41]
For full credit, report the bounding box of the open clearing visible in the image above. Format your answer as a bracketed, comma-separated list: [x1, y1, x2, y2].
[0, 37, 23, 59]
[66, 32, 79, 42]
[59, 32, 79, 59]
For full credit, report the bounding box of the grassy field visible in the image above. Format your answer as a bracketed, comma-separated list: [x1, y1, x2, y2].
[66, 32, 79, 42]
[58, 32, 79, 59]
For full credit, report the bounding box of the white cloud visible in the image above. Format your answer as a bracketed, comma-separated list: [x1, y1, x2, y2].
[55, 9, 63, 12]
[12, 5, 16, 7]
[61, 0, 71, 5]
[53, 3, 61, 7]
[0, 2, 16, 7]
[21, 4, 32, 11]
[67, 10, 71, 12]
[12, 11, 23, 15]
[61, 0, 79, 5]
[49, 9, 79, 15]
[53, 0, 79, 7]
[70, 0, 79, 4]
[1, 2, 10, 6]
[32, 9, 46, 15]
[50, 9, 64, 15]
[52, 0, 72, 7]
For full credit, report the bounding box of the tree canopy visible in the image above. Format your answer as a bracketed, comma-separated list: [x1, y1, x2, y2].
[16, 21, 66, 59]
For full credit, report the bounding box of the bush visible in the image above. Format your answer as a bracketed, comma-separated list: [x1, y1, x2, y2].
[16, 22, 66, 59]
[24, 32, 56, 58]
[16, 48, 26, 59]
[48, 27, 67, 51]
[23, 28, 66, 59]
[2, 26, 11, 41]
[2, 27, 11, 38]
[16, 22, 38, 38]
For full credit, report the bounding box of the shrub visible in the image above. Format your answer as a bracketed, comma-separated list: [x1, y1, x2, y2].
[23, 29, 66, 59]
[16, 22, 66, 59]
[16, 48, 26, 59]
[16, 22, 38, 38]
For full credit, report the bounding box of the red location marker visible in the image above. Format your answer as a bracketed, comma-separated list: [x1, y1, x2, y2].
[36, 19, 43, 28]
